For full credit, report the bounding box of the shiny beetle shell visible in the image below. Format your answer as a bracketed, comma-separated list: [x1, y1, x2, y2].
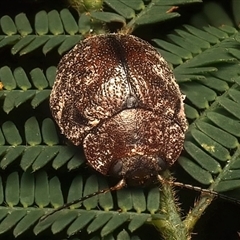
[50, 34, 188, 186]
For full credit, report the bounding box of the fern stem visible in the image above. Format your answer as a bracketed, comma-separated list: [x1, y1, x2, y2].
[183, 195, 214, 232]
[153, 170, 190, 240]
[184, 146, 240, 232]
[121, 1, 156, 34]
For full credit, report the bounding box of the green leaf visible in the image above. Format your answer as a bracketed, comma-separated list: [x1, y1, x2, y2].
[135, 6, 179, 25]
[157, 48, 183, 65]
[184, 104, 199, 119]
[46, 66, 57, 87]
[13, 210, 44, 237]
[20, 146, 42, 171]
[48, 10, 64, 35]
[31, 90, 51, 108]
[190, 129, 230, 161]
[117, 229, 130, 240]
[232, 0, 240, 27]
[60, 9, 78, 35]
[25, 117, 42, 146]
[203, 2, 234, 27]
[223, 169, 240, 181]
[3, 91, 19, 113]
[0, 130, 5, 146]
[119, 0, 144, 10]
[98, 178, 114, 211]
[117, 188, 132, 212]
[52, 210, 78, 234]
[13, 67, 32, 90]
[67, 151, 85, 170]
[41, 118, 59, 145]
[1, 146, 25, 169]
[35, 10, 48, 35]
[181, 82, 216, 109]
[0, 210, 26, 234]
[214, 180, 240, 192]
[131, 189, 146, 213]
[20, 171, 35, 207]
[146, 187, 160, 214]
[166, 33, 202, 55]
[196, 121, 238, 148]
[218, 98, 240, 120]
[175, 29, 210, 49]
[34, 211, 61, 235]
[32, 147, 60, 171]
[19, 35, 50, 55]
[178, 157, 214, 185]
[104, 0, 135, 19]
[91, 12, 126, 25]
[198, 77, 228, 92]
[67, 175, 83, 209]
[52, 146, 77, 169]
[156, 0, 202, 4]
[0, 66, 16, 90]
[0, 209, 9, 222]
[78, 14, 91, 35]
[153, 39, 192, 59]
[42, 36, 66, 54]
[5, 172, 19, 207]
[87, 212, 113, 234]
[58, 35, 82, 55]
[30, 68, 49, 90]
[11, 35, 35, 55]
[183, 25, 219, 44]
[202, 25, 228, 39]
[83, 175, 99, 210]
[0, 15, 17, 35]
[14, 13, 32, 35]
[49, 176, 64, 207]
[184, 141, 222, 174]
[67, 211, 96, 236]
[2, 121, 22, 146]
[128, 215, 149, 232]
[35, 171, 49, 208]
[0, 35, 20, 48]
[206, 112, 240, 137]
[101, 213, 129, 237]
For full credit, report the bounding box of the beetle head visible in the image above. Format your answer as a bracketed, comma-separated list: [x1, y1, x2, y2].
[109, 154, 169, 186]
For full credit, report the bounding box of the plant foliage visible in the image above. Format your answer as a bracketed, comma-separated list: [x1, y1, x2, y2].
[0, 0, 240, 239]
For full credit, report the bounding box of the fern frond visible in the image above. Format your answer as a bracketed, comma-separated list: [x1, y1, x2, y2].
[0, 118, 84, 171]
[153, 23, 240, 194]
[0, 1, 202, 55]
[0, 171, 162, 237]
[0, 66, 56, 113]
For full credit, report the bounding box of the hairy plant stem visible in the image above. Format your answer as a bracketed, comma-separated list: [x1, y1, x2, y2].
[184, 195, 213, 232]
[153, 170, 190, 240]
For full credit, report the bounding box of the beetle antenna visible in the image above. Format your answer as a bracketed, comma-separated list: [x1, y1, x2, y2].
[157, 175, 240, 205]
[40, 179, 126, 221]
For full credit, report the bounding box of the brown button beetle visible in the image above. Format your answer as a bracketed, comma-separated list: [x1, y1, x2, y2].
[50, 33, 188, 188]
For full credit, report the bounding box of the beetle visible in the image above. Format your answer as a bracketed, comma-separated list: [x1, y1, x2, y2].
[50, 33, 188, 189]
[45, 33, 240, 223]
